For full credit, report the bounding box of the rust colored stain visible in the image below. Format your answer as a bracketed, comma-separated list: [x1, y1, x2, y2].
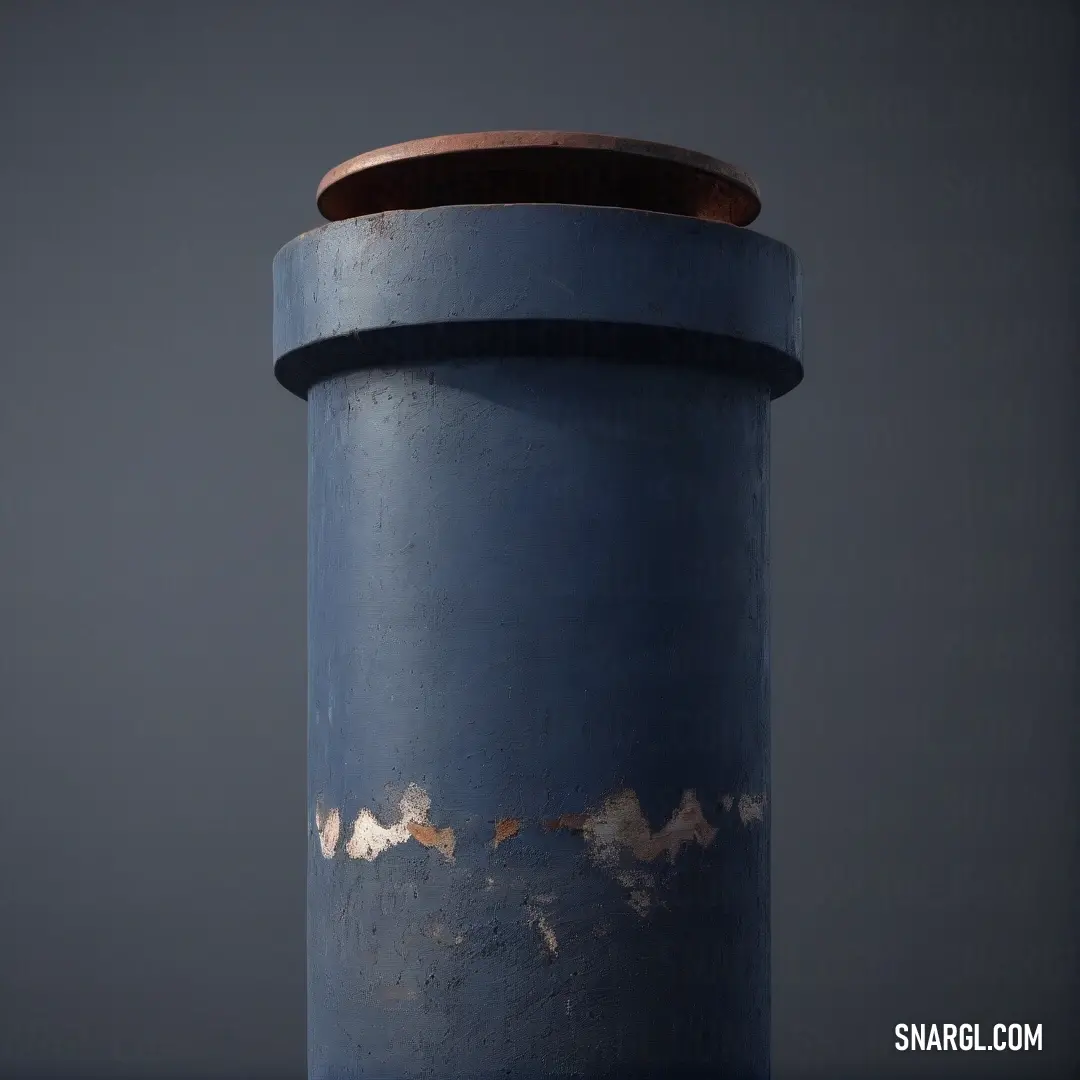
[492, 818, 521, 848]
[407, 822, 457, 859]
[544, 813, 589, 833]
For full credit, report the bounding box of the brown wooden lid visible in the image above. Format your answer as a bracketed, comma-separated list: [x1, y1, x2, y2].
[316, 131, 761, 226]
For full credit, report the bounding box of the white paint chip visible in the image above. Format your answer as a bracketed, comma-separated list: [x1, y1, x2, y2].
[616, 869, 657, 917]
[315, 806, 341, 859]
[526, 904, 558, 957]
[344, 783, 455, 861]
[738, 793, 766, 825]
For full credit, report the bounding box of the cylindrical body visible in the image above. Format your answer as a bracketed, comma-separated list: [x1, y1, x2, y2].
[274, 138, 802, 1080]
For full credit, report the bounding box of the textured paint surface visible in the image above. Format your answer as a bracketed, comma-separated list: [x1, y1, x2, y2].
[308, 359, 771, 1079]
[273, 204, 802, 401]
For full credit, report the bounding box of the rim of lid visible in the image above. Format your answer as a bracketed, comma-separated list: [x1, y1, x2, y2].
[315, 130, 762, 226]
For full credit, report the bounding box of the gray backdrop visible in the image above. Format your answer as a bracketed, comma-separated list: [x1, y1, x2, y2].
[0, 1, 1076, 1078]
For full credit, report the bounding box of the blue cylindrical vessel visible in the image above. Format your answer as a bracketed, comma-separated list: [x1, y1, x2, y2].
[274, 133, 802, 1080]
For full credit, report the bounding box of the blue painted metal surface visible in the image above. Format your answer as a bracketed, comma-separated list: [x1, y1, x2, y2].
[275, 186, 801, 1080]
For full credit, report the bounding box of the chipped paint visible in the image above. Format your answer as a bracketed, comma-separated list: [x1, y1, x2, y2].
[738, 793, 766, 825]
[616, 869, 657, 917]
[315, 805, 341, 859]
[325, 785, 757, 871]
[492, 817, 520, 848]
[552, 788, 717, 869]
[344, 783, 455, 861]
[525, 898, 558, 958]
[547, 789, 718, 915]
